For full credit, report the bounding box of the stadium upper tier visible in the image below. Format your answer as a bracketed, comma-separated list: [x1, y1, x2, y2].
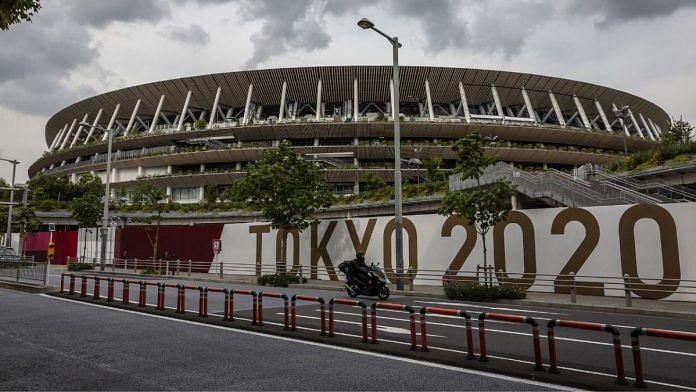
[31, 66, 669, 198]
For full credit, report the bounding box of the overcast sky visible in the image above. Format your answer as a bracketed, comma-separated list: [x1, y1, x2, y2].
[0, 0, 694, 182]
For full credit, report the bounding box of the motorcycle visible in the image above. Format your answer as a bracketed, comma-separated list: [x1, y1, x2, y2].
[338, 259, 390, 300]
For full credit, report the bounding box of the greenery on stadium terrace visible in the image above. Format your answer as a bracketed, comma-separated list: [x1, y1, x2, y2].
[610, 120, 695, 172]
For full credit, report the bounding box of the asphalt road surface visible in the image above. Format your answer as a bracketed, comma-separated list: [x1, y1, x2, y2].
[0, 288, 562, 391]
[41, 273, 696, 389]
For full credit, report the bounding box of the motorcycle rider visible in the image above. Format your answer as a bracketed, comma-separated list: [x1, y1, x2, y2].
[352, 252, 370, 286]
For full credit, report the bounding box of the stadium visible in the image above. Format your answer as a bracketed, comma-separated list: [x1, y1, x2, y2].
[29, 66, 668, 202]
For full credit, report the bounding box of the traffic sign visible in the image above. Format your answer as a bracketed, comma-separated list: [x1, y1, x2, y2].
[213, 239, 222, 254]
[47, 242, 55, 262]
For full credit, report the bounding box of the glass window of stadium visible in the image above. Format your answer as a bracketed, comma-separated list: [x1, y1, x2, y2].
[171, 187, 200, 202]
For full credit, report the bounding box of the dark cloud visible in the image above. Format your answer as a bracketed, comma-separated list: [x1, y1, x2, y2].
[570, 0, 696, 26]
[166, 24, 210, 45]
[66, 0, 171, 28]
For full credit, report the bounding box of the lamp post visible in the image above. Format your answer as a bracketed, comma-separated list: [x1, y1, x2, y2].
[0, 158, 19, 248]
[80, 122, 113, 271]
[358, 18, 405, 290]
[612, 105, 630, 156]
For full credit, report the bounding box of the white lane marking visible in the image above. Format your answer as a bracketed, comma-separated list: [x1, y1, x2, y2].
[328, 309, 696, 358]
[285, 313, 446, 338]
[39, 295, 573, 391]
[414, 300, 566, 315]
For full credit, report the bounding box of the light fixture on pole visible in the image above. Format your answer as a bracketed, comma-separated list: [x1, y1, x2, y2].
[612, 105, 630, 156]
[357, 18, 405, 290]
[80, 122, 113, 271]
[0, 157, 19, 248]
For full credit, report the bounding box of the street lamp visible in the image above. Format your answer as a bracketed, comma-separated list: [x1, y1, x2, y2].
[357, 18, 405, 290]
[80, 122, 113, 271]
[612, 105, 630, 156]
[0, 157, 19, 248]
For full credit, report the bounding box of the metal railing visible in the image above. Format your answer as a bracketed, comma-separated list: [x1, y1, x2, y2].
[450, 162, 664, 207]
[66, 257, 696, 303]
[0, 257, 46, 284]
[590, 167, 696, 202]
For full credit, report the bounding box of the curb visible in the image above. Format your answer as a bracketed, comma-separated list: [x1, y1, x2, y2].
[0, 280, 57, 294]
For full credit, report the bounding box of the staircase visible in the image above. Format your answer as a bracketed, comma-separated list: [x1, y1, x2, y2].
[449, 162, 668, 207]
[583, 165, 696, 203]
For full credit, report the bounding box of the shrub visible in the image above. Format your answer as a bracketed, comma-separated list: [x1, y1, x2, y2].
[444, 283, 526, 301]
[257, 273, 308, 287]
[67, 263, 94, 271]
[140, 266, 157, 275]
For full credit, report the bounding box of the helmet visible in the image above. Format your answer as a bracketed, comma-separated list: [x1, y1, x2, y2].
[356, 252, 365, 261]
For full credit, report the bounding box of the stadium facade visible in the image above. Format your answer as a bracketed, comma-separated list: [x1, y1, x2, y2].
[30, 66, 669, 202]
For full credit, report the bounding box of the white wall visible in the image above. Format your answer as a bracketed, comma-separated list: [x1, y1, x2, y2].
[216, 203, 696, 300]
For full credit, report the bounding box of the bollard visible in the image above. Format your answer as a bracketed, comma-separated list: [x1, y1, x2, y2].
[107, 278, 114, 302]
[630, 327, 696, 388]
[93, 277, 101, 300]
[257, 292, 289, 329]
[370, 302, 417, 350]
[188, 259, 192, 276]
[229, 289, 258, 325]
[156, 283, 164, 310]
[223, 289, 230, 320]
[69, 274, 76, 295]
[623, 274, 633, 307]
[298, 265, 303, 284]
[80, 275, 88, 297]
[477, 313, 543, 370]
[198, 286, 208, 317]
[290, 295, 326, 335]
[122, 279, 130, 304]
[176, 284, 185, 313]
[409, 277, 414, 292]
[60, 273, 66, 293]
[124, 259, 128, 271]
[328, 298, 368, 343]
[570, 272, 577, 304]
[419, 307, 475, 359]
[547, 319, 627, 384]
[138, 281, 147, 307]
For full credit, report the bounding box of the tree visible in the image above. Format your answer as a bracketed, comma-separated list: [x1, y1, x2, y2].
[130, 184, 170, 260]
[423, 156, 446, 182]
[438, 133, 516, 286]
[0, 0, 41, 30]
[661, 119, 694, 147]
[364, 172, 388, 192]
[70, 174, 104, 259]
[232, 140, 333, 272]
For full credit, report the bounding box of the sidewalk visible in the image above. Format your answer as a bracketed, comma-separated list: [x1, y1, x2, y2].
[54, 265, 696, 321]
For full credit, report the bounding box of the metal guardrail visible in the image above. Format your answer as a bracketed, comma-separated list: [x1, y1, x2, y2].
[591, 168, 696, 202]
[67, 257, 696, 303]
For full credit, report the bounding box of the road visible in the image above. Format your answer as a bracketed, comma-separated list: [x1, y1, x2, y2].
[0, 288, 559, 391]
[38, 272, 696, 389]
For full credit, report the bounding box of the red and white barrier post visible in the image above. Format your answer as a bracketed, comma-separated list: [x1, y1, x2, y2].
[198, 286, 209, 317]
[229, 289, 258, 325]
[547, 319, 627, 385]
[122, 279, 130, 304]
[328, 298, 368, 343]
[107, 278, 114, 302]
[478, 313, 543, 370]
[68, 274, 76, 295]
[138, 281, 147, 307]
[419, 307, 475, 359]
[80, 275, 89, 297]
[257, 291, 289, 329]
[370, 302, 417, 350]
[176, 284, 185, 313]
[631, 327, 696, 388]
[60, 273, 66, 293]
[290, 295, 326, 335]
[93, 276, 101, 300]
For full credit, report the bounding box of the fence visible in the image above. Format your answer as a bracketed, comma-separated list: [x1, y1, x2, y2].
[0, 258, 46, 285]
[66, 256, 696, 302]
[59, 273, 691, 389]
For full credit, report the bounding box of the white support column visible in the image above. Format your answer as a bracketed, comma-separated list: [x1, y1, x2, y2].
[84, 108, 103, 144]
[425, 80, 434, 121]
[491, 84, 503, 118]
[50, 124, 68, 150]
[548, 91, 566, 128]
[648, 118, 661, 138]
[458, 82, 471, 123]
[208, 88, 221, 129]
[521, 87, 536, 123]
[124, 99, 141, 137]
[137, 166, 143, 178]
[278, 81, 287, 121]
[315, 79, 322, 120]
[639, 113, 656, 141]
[59, 119, 78, 150]
[390, 79, 395, 119]
[627, 108, 645, 138]
[149, 95, 166, 133]
[102, 104, 121, 142]
[292, 101, 298, 120]
[595, 100, 612, 132]
[242, 84, 253, 126]
[177, 91, 193, 131]
[70, 113, 90, 148]
[573, 95, 591, 129]
[353, 78, 359, 122]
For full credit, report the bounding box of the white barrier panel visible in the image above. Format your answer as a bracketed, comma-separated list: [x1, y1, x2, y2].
[217, 203, 696, 300]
